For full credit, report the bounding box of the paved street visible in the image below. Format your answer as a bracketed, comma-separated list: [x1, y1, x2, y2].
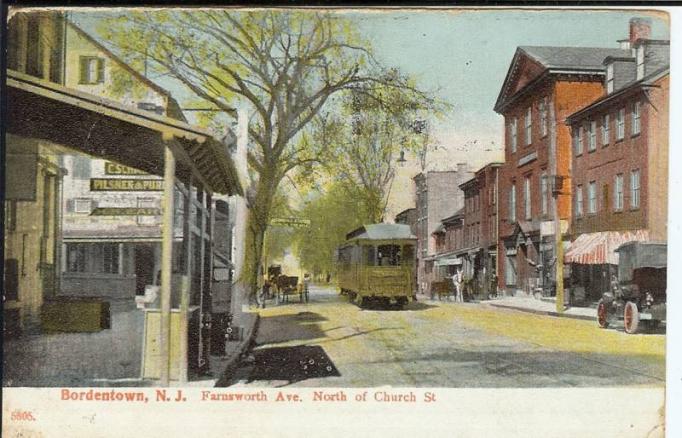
[224, 284, 665, 388]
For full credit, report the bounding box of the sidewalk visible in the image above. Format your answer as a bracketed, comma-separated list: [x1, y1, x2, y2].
[2, 299, 260, 387]
[189, 310, 259, 387]
[480, 295, 597, 321]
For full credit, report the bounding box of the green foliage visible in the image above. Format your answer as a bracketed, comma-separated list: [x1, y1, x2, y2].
[294, 182, 371, 276]
[98, 10, 439, 299]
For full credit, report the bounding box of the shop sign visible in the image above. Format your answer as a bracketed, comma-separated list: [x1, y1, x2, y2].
[90, 178, 163, 191]
[90, 207, 161, 216]
[104, 162, 148, 175]
[270, 217, 311, 227]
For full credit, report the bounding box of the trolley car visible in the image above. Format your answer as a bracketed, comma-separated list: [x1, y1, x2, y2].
[336, 224, 416, 309]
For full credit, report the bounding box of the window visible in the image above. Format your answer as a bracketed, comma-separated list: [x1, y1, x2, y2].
[588, 181, 597, 214]
[632, 101, 641, 136]
[572, 127, 580, 155]
[574, 126, 584, 155]
[540, 172, 548, 216]
[616, 108, 625, 140]
[98, 243, 120, 274]
[524, 176, 531, 220]
[576, 185, 584, 217]
[588, 120, 597, 152]
[79, 56, 105, 84]
[72, 156, 91, 179]
[539, 98, 548, 137]
[66, 243, 120, 274]
[602, 114, 610, 145]
[74, 198, 92, 214]
[26, 16, 44, 78]
[510, 118, 518, 153]
[137, 197, 158, 225]
[631, 169, 640, 209]
[636, 46, 645, 79]
[525, 107, 532, 145]
[67, 244, 87, 273]
[509, 184, 516, 222]
[614, 174, 624, 211]
[606, 64, 614, 93]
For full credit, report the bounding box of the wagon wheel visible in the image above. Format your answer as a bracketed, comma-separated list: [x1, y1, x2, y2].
[623, 301, 640, 334]
[597, 301, 609, 328]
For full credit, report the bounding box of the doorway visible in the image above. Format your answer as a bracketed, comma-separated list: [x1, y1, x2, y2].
[135, 244, 155, 295]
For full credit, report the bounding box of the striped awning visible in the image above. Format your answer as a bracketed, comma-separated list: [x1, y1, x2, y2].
[565, 230, 650, 265]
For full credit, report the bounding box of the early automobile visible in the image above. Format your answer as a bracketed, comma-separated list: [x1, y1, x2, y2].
[336, 223, 416, 309]
[597, 241, 667, 334]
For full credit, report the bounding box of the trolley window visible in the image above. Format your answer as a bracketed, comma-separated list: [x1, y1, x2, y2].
[363, 245, 376, 266]
[377, 244, 402, 266]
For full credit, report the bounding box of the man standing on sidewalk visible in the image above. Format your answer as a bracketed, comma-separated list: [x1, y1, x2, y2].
[452, 268, 464, 303]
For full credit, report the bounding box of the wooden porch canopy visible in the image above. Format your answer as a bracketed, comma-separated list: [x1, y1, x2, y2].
[6, 69, 242, 196]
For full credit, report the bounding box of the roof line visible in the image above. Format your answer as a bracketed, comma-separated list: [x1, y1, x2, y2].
[67, 21, 171, 98]
[566, 66, 669, 124]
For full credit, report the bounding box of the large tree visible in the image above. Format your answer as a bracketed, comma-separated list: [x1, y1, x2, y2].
[311, 83, 442, 223]
[99, 10, 435, 300]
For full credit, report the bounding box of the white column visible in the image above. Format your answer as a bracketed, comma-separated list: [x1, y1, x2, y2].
[231, 108, 250, 317]
[159, 144, 176, 386]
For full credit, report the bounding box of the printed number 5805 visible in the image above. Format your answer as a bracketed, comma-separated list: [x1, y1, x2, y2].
[11, 410, 35, 421]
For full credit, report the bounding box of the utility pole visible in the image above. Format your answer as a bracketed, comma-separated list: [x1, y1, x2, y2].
[548, 98, 565, 314]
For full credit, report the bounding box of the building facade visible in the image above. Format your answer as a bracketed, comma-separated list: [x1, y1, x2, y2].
[394, 207, 417, 237]
[494, 42, 631, 296]
[59, 22, 190, 301]
[565, 22, 669, 301]
[413, 165, 473, 295]
[458, 162, 502, 298]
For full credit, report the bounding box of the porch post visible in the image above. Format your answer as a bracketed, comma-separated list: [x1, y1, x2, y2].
[159, 144, 176, 386]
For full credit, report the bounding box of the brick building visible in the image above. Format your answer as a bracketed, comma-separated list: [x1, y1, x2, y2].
[413, 165, 473, 295]
[458, 162, 502, 298]
[564, 21, 669, 301]
[394, 207, 417, 236]
[494, 42, 630, 295]
[429, 209, 464, 292]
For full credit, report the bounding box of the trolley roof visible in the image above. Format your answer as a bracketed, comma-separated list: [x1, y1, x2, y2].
[345, 224, 417, 242]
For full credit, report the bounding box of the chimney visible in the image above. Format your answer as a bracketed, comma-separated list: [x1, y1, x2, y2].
[457, 163, 468, 174]
[629, 17, 651, 44]
[617, 39, 630, 50]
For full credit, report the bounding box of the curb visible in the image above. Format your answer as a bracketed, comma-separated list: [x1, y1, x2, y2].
[485, 302, 596, 321]
[214, 313, 260, 387]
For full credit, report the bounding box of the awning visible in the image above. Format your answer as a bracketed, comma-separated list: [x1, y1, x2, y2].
[565, 230, 650, 265]
[6, 69, 242, 196]
[434, 257, 462, 266]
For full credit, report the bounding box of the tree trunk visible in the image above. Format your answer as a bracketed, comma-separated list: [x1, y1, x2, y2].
[243, 170, 280, 304]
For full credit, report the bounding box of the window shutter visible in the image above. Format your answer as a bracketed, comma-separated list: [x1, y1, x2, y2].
[66, 199, 75, 212]
[79, 57, 87, 84]
[97, 58, 105, 83]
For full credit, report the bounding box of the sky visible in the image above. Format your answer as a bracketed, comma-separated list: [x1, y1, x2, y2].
[71, 8, 670, 216]
[72, 9, 669, 158]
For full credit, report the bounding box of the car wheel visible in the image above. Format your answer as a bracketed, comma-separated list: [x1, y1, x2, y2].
[597, 301, 609, 328]
[624, 301, 640, 334]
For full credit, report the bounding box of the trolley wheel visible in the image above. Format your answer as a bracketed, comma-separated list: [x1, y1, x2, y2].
[624, 301, 640, 334]
[597, 301, 609, 328]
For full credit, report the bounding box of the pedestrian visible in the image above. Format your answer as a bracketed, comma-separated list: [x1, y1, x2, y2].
[452, 268, 464, 303]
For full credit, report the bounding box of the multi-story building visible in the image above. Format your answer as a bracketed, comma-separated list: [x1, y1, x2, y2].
[413, 165, 473, 295]
[457, 162, 502, 298]
[564, 20, 669, 301]
[4, 9, 242, 366]
[394, 207, 417, 237]
[429, 209, 464, 291]
[59, 21, 189, 300]
[494, 39, 631, 296]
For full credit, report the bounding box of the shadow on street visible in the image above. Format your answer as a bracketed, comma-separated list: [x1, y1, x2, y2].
[247, 345, 340, 386]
